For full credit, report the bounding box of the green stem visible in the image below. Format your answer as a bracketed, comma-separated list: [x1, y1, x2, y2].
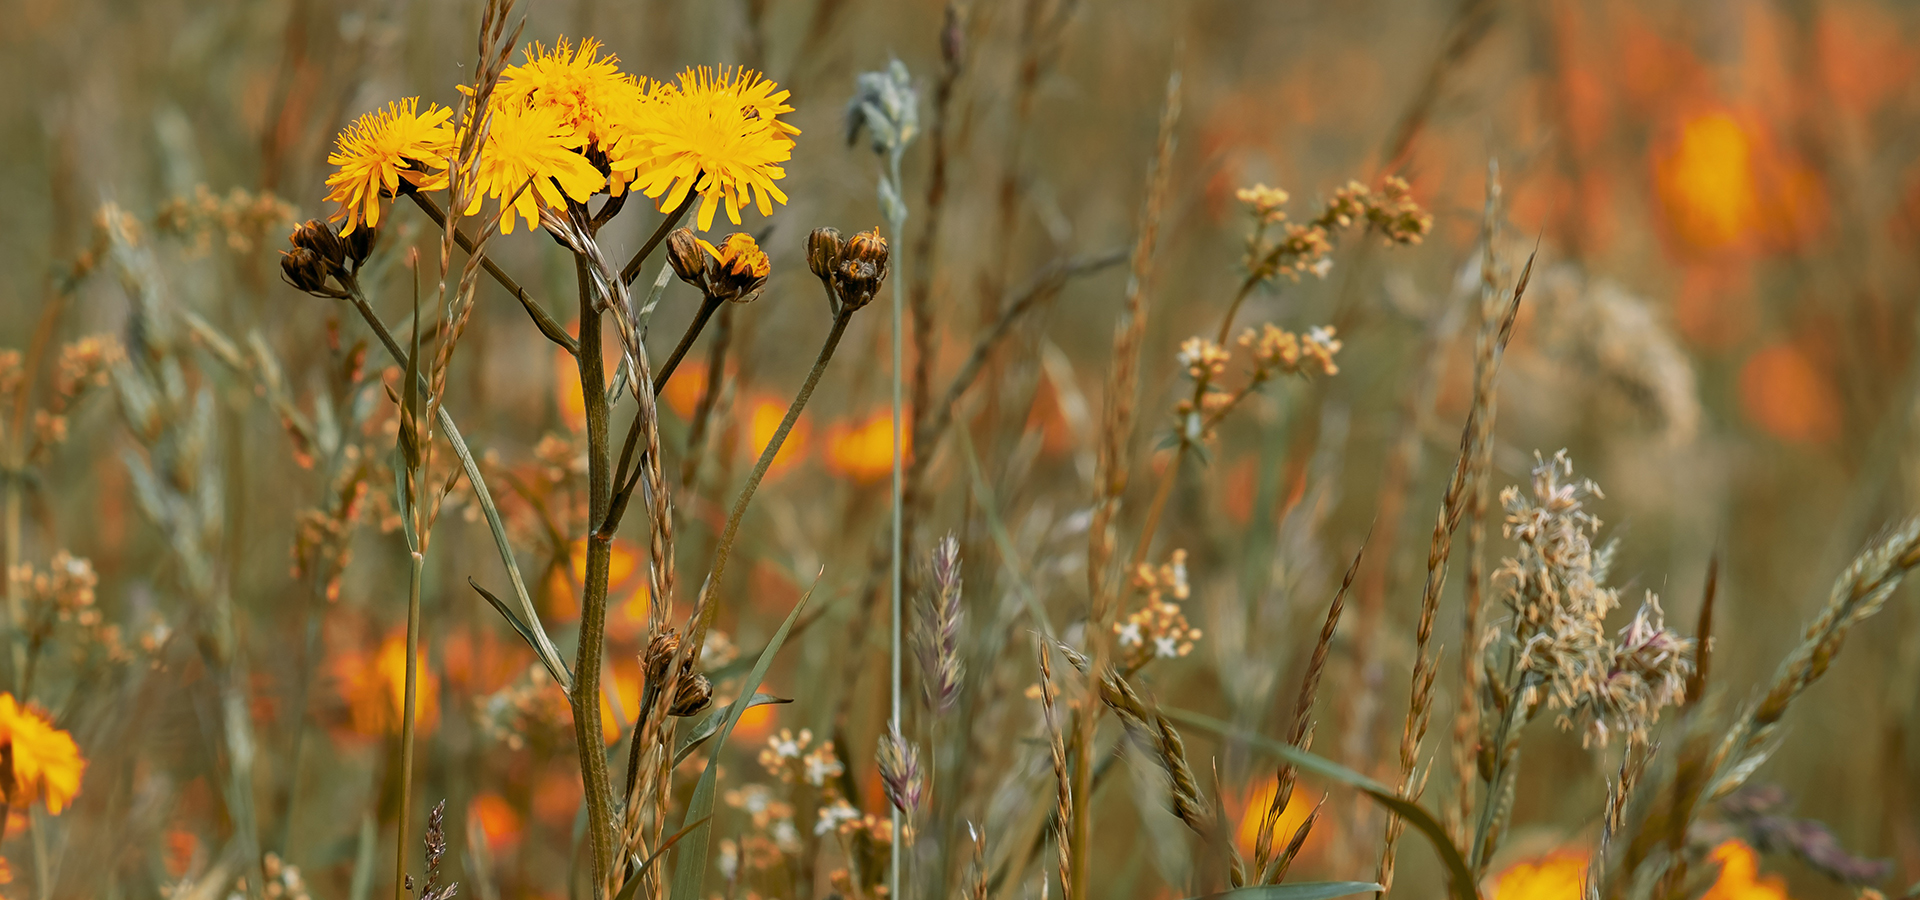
[886, 148, 908, 900]
[573, 259, 618, 899]
[406, 191, 577, 356]
[391, 547, 425, 900]
[619, 194, 696, 287]
[692, 306, 856, 652]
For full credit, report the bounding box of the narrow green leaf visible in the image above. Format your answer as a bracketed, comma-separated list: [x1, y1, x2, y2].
[441, 408, 572, 695]
[667, 579, 816, 900]
[673, 694, 793, 766]
[1188, 881, 1382, 900]
[1161, 706, 1482, 900]
[471, 578, 573, 688]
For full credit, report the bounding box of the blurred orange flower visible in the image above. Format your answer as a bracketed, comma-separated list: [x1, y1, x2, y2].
[567, 536, 650, 641]
[1701, 840, 1791, 900]
[1654, 109, 1824, 258]
[556, 344, 586, 428]
[334, 629, 439, 738]
[661, 363, 710, 418]
[1232, 775, 1320, 864]
[0, 693, 84, 815]
[1739, 341, 1841, 444]
[825, 409, 905, 484]
[745, 395, 809, 477]
[470, 792, 524, 851]
[1491, 849, 1586, 900]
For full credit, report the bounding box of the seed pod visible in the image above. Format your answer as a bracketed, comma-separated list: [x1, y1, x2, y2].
[345, 224, 377, 266]
[290, 219, 349, 273]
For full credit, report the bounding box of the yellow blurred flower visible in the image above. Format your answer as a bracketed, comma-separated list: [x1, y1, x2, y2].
[323, 98, 457, 235]
[746, 396, 809, 478]
[1491, 849, 1586, 900]
[0, 693, 84, 815]
[464, 100, 606, 235]
[1232, 775, 1319, 863]
[617, 67, 797, 231]
[825, 410, 905, 484]
[333, 629, 439, 737]
[1701, 840, 1791, 900]
[496, 37, 653, 195]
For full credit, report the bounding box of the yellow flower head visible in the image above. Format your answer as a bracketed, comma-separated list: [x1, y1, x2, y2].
[695, 232, 771, 302]
[0, 693, 84, 815]
[463, 100, 607, 235]
[617, 67, 798, 231]
[496, 37, 652, 187]
[324, 98, 457, 236]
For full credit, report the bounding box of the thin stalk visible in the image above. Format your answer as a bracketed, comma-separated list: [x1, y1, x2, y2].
[391, 547, 425, 900]
[692, 306, 856, 652]
[405, 191, 577, 356]
[619, 195, 695, 287]
[654, 295, 725, 395]
[886, 147, 907, 900]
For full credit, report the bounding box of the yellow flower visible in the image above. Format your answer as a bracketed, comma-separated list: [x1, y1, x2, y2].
[464, 100, 606, 235]
[0, 693, 84, 815]
[323, 98, 457, 235]
[1491, 849, 1586, 900]
[616, 67, 798, 231]
[695, 233, 771, 303]
[495, 37, 653, 193]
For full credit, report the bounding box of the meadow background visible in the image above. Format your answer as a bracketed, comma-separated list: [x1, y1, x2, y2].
[2, 0, 1918, 898]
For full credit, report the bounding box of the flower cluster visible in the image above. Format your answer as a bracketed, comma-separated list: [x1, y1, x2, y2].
[1114, 549, 1204, 670]
[757, 727, 846, 792]
[323, 39, 798, 240]
[1495, 451, 1694, 746]
[11, 552, 128, 663]
[154, 185, 296, 255]
[1235, 176, 1433, 282]
[1239, 323, 1343, 377]
[477, 664, 573, 751]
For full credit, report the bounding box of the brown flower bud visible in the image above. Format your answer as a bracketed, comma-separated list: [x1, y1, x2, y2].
[289, 219, 349, 273]
[280, 247, 332, 295]
[701, 233, 771, 304]
[669, 673, 714, 717]
[665, 228, 707, 290]
[807, 227, 843, 283]
[345, 224, 376, 266]
[832, 228, 890, 310]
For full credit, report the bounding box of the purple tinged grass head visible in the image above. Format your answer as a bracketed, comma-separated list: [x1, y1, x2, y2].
[915, 533, 964, 713]
[877, 721, 924, 818]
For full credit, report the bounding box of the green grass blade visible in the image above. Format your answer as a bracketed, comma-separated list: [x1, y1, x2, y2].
[667, 578, 816, 900]
[673, 693, 793, 766]
[1161, 707, 1482, 900]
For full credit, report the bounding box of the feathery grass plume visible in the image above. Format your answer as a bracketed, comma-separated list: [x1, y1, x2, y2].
[1254, 539, 1365, 883]
[1379, 250, 1530, 895]
[1708, 518, 1920, 802]
[915, 533, 965, 712]
[1468, 452, 1695, 873]
[1037, 640, 1074, 900]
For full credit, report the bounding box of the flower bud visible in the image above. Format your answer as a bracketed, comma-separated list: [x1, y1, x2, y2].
[289, 219, 349, 274]
[702, 233, 771, 304]
[832, 228, 890, 310]
[280, 247, 332, 295]
[666, 228, 707, 290]
[345, 224, 376, 266]
[807, 227, 843, 284]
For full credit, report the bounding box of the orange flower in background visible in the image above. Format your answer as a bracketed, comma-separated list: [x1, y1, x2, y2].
[470, 792, 524, 851]
[660, 363, 711, 418]
[598, 657, 643, 744]
[1490, 849, 1587, 900]
[1740, 341, 1841, 444]
[1701, 840, 1791, 900]
[746, 396, 810, 477]
[825, 409, 905, 484]
[556, 343, 586, 428]
[1232, 775, 1320, 863]
[1654, 109, 1825, 258]
[0, 694, 84, 814]
[333, 629, 439, 737]
[1656, 111, 1761, 254]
